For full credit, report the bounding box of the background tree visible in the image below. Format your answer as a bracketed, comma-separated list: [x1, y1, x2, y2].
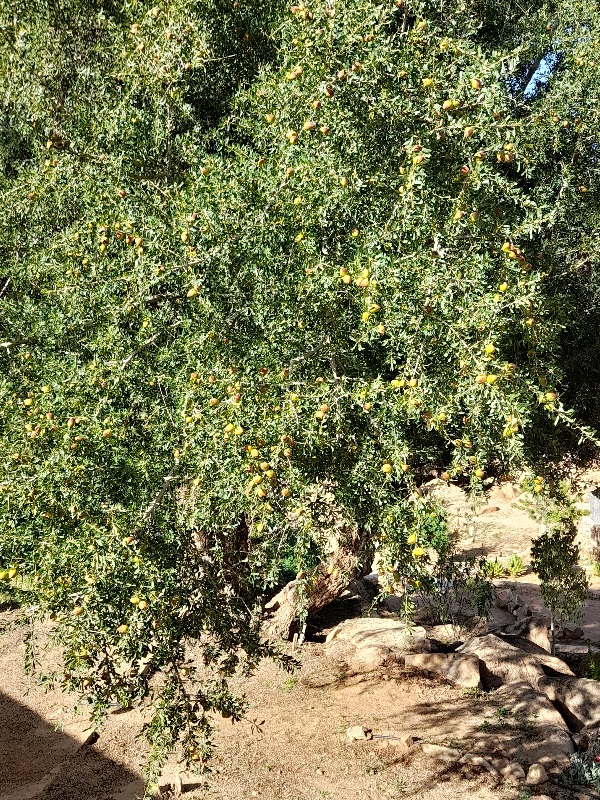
[0, 0, 599, 788]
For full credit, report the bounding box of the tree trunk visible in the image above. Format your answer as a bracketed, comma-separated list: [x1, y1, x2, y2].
[263, 527, 372, 640]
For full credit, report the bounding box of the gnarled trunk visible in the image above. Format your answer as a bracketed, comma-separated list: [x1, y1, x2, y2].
[263, 527, 372, 640]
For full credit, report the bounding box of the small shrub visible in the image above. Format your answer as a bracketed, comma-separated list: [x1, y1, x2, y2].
[415, 551, 494, 627]
[562, 734, 600, 791]
[505, 554, 527, 578]
[586, 648, 600, 680]
[592, 562, 600, 578]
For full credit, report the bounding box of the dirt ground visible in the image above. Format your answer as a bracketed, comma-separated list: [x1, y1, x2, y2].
[3, 472, 600, 800]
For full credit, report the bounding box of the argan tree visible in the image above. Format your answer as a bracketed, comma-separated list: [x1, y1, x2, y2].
[0, 0, 599, 786]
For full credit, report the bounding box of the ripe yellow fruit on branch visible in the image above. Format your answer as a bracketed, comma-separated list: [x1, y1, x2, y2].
[407, 532, 417, 544]
[381, 462, 393, 474]
[412, 547, 426, 557]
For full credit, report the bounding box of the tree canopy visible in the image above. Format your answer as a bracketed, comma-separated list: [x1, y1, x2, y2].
[0, 0, 599, 786]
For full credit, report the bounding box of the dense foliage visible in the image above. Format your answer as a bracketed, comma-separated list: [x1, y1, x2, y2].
[0, 0, 599, 786]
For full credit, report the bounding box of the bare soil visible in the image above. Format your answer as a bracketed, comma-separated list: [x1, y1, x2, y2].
[2, 473, 600, 800]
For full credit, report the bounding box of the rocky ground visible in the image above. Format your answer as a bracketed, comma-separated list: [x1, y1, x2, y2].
[2, 474, 600, 800]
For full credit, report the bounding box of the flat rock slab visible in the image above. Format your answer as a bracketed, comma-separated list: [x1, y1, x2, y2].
[496, 636, 574, 677]
[457, 633, 545, 689]
[539, 676, 600, 731]
[404, 653, 481, 689]
[420, 742, 461, 762]
[493, 681, 568, 728]
[326, 618, 430, 653]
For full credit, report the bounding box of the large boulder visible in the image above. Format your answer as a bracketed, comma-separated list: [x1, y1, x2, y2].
[539, 677, 600, 731]
[457, 634, 545, 689]
[493, 681, 568, 728]
[325, 618, 430, 654]
[497, 635, 574, 677]
[304, 619, 430, 686]
[404, 653, 481, 689]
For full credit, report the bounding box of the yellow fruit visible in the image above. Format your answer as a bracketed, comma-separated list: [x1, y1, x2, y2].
[23, 398, 33, 406]
[340, 176, 349, 187]
[412, 547, 426, 557]
[407, 532, 418, 544]
[422, 77, 433, 87]
[265, 113, 275, 123]
[187, 287, 198, 298]
[499, 282, 508, 292]
[138, 600, 149, 611]
[409, 377, 418, 388]
[249, 448, 260, 458]
[117, 624, 129, 634]
[130, 595, 140, 605]
[72, 606, 84, 617]
[484, 343, 495, 354]
[381, 462, 393, 474]
[7, 567, 18, 579]
[442, 99, 453, 110]
[486, 374, 498, 384]
[474, 468, 485, 478]
[470, 77, 482, 90]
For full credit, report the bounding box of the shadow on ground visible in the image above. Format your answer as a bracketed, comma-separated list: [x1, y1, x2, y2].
[0, 691, 143, 800]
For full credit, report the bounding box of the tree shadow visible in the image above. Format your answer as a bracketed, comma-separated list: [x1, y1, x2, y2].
[0, 691, 143, 800]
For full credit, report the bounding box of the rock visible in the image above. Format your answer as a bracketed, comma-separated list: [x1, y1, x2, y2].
[539, 677, 600, 731]
[457, 634, 546, 689]
[526, 763, 548, 786]
[343, 579, 372, 602]
[404, 653, 481, 689]
[500, 762, 526, 785]
[346, 725, 373, 742]
[426, 623, 462, 646]
[496, 635, 574, 676]
[383, 594, 405, 614]
[420, 743, 461, 762]
[507, 595, 524, 614]
[514, 605, 532, 621]
[562, 623, 584, 640]
[459, 753, 497, 774]
[488, 606, 518, 628]
[491, 757, 510, 770]
[495, 589, 513, 609]
[326, 618, 430, 653]
[504, 617, 551, 652]
[373, 732, 417, 752]
[493, 681, 568, 728]
[309, 621, 430, 685]
[480, 506, 501, 515]
[519, 726, 574, 768]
